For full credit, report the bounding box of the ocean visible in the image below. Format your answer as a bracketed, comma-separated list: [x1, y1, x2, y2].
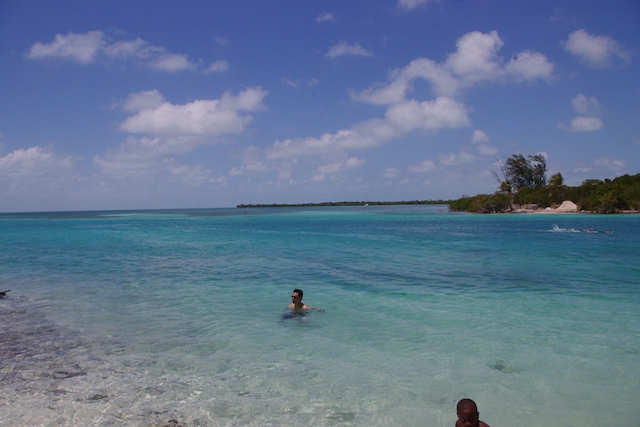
[0, 205, 638, 427]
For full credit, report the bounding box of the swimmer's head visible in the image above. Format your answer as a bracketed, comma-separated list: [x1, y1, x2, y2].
[457, 399, 479, 427]
[292, 289, 303, 301]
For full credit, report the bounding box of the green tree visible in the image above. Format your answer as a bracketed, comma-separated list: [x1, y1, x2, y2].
[503, 154, 547, 191]
[548, 172, 565, 204]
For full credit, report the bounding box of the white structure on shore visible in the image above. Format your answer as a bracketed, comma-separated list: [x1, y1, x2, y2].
[555, 200, 579, 212]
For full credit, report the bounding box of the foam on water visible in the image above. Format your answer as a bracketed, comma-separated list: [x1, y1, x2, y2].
[1, 206, 639, 426]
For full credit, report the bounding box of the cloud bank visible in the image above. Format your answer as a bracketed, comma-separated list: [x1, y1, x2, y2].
[27, 31, 227, 73]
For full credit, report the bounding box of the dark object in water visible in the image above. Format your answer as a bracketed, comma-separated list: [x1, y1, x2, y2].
[281, 311, 309, 320]
[487, 359, 519, 373]
[0, 290, 10, 298]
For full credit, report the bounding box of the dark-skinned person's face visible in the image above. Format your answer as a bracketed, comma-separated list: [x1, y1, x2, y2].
[457, 409, 479, 427]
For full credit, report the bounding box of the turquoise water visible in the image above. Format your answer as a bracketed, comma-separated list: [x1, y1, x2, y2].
[1, 205, 639, 426]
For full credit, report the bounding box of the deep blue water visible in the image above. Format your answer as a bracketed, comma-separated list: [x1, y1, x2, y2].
[1, 205, 638, 426]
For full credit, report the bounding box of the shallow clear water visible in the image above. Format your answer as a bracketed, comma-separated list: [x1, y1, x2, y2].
[1, 205, 638, 426]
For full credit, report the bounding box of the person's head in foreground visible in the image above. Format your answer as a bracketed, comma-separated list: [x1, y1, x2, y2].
[456, 398, 489, 427]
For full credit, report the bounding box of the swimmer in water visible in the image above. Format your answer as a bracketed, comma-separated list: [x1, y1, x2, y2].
[455, 399, 490, 427]
[288, 289, 311, 311]
[287, 289, 323, 312]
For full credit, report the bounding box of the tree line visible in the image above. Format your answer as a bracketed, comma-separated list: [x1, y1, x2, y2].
[449, 154, 640, 213]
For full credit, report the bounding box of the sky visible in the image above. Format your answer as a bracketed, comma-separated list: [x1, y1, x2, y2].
[0, 0, 638, 212]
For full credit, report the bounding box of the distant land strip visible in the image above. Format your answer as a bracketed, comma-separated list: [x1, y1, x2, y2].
[237, 200, 451, 208]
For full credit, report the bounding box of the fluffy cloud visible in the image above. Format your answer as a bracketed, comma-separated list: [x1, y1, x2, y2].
[560, 93, 604, 132]
[27, 31, 105, 64]
[471, 129, 490, 143]
[123, 89, 165, 112]
[120, 87, 268, 136]
[267, 97, 469, 161]
[353, 31, 553, 101]
[268, 118, 395, 160]
[384, 98, 470, 132]
[0, 146, 77, 199]
[505, 50, 556, 81]
[237, 31, 549, 181]
[149, 54, 195, 72]
[0, 146, 74, 179]
[93, 136, 227, 192]
[563, 29, 631, 68]
[325, 42, 373, 58]
[27, 31, 209, 72]
[204, 60, 229, 73]
[571, 93, 600, 115]
[95, 88, 268, 180]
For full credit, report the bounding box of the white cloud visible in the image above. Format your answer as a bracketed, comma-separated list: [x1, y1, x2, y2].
[149, 54, 195, 72]
[268, 118, 395, 160]
[205, 60, 229, 73]
[571, 93, 600, 115]
[397, 0, 430, 10]
[316, 12, 335, 23]
[93, 135, 210, 181]
[123, 89, 165, 112]
[445, 31, 505, 84]
[353, 58, 461, 102]
[235, 31, 550, 183]
[471, 129, 490, 143]
[27, 31, 105, 64]
[408, 160, 436, 173]
[0, 146, 74, 179]
[93, 140, 227, 191]
[385, 97, 470, 132]
[103, 38, 154, 60]
[353, 31, 553, 102]
[560, 93, 604, 132]
[563, 29, 631, 68]
[505, 50, 555, 81]
[570, 116, 604, 132]
[267, 97, 469, 161]
[0, 146, 78, 200]
[325, 42, 373, 58]
[120, 87, 268, 136]
[28, 31, 207, 72]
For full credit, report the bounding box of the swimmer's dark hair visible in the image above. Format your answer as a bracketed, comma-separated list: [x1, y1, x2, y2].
[457, 398, 478, 413]
[293, 288, 303, 299]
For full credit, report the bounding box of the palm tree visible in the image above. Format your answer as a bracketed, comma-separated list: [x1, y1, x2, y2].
[549, 172, 565, 204]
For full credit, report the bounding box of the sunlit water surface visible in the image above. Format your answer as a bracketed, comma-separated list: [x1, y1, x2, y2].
[1, 206, 638, 426]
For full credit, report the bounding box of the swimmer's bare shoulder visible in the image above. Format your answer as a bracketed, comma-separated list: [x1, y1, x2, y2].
[455, 421, 489, 427]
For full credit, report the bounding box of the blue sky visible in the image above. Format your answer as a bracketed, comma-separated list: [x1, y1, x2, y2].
[1, 0, 638, 211]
